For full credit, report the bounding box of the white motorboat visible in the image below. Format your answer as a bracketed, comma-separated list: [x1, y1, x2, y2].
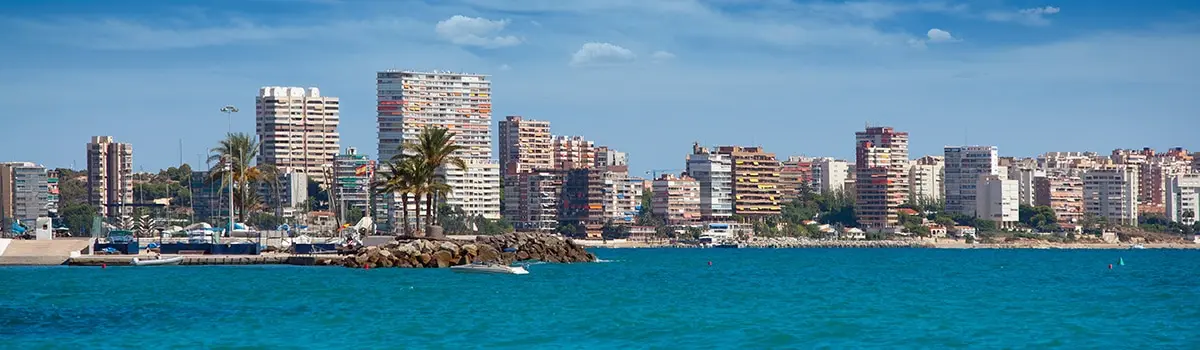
[131, 256, 184, 266]
[450, 262, 529, 275]
[1130, 244, 1146, 249]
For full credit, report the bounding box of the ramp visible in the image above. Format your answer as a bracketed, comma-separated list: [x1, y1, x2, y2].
[0, 238, 93, 266]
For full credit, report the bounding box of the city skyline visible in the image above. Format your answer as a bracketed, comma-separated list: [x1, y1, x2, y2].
[3, 0, 1199, 175]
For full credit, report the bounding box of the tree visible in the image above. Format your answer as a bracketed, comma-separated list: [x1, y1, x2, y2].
[206, 133, 272, 223]
[375, 158, 428, 235]
[399, 126, 467, 234]
[248, 212, 283, 230]
[1019, 205, 1060, 232]
[59, 203, 97, 236]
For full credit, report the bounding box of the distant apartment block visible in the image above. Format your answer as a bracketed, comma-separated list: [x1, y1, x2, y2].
[686, 143, 733, 220]
[780, 156, 813, 202]
[944, 146, 998, 217]
[1, 162, 49, 230]
[332, 147, 374, 219]
[439, 160, 502, 219]
[255, 86, 340, 183]
[498, 116, 552, 174]
[1035, 175, 1084, 224]
[976, 174, 1019, 229]
[551, 136, 596, 170]
[46, 169, 59, 216]
[1165, 173, 1200, 226]
[855, 127, 909, 231]
[504, 170, 565, 232]
[559, 166, 641, 237]
[1039, 151, 1104, 176]
[1083, 166, 1139, 226]
[908, 156, 944, 205]
[87, 136, 133, 217]
[716, 145, 782, 218]
[811, 158, 850, 195]
[594, 146, 628, 168]
[652, 173, 701, 225]
[263, 171, 309, 220]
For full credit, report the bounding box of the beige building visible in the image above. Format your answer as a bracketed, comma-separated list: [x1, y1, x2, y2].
[908, 156, 943, 205]
[594, 146, 628, 168]
[977, 174, 1019, 229]
[551, 136, 596, 170]
[780, 156, 813, 202]
[503, 170, 565, 232]
[652, 174, 701, 225]
[855, 127, 909, 231]
[811, 157, 850, 194]
[255, 86, 340, 183]
[87, 136, 133, 217]
[497, 116, 552, 174]
[1035, 175, 1084, 224]
[1083, 165, 1139, 226]
[716, 146, 782, 218]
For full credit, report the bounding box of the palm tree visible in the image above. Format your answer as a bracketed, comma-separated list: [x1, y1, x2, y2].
[207, 133, 268, 223]
[375, 158, 429, 236]
[396, 126, 468, 232]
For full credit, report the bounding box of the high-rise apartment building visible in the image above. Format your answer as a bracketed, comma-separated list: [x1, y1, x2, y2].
[976, 174, 1019, 229]
[1039, 151, 1103, 176]
[686, 144, 733, 221]
[87, 136, 133, 217]
[46, 170, 59, 216]
[332, 147, 375, 220]
[855, 127, 909, 231]
[1, 162, 50, 230]
[716, 146, 782, 218]
[908, 156, 944, 205]
[811, 158, 850, 195]
[1035, 175, 1084, 224]
[559, 166, 640, 237]
[376, 70, 500, 221]
[255, 86, 340, 183]
[551, 136, 596, 170]
[504, 170, 565, 232]
[1165, 173, 1200, 226]
[1007, 163, 1043, 206]
[497, 116, 552, 174]
[780, 156, 813, 202]
[652, 173, 701, 225]
[944, 146, 998, 217]
[1083, 166, 1139, 226]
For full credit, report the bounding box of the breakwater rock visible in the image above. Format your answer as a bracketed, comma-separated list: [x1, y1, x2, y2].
[746, 238, 933, 248]
[319, 233, 597, 268]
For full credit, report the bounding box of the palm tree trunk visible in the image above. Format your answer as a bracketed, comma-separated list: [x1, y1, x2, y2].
[425, 193, 433, 226]
[401, 193, 411, 235]
[413, 193, 423, 236]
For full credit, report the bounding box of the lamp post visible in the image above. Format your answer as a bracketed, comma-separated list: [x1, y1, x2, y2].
[219, 105, 238, 242]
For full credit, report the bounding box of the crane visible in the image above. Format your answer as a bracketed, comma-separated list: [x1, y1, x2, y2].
[645, 169, 685, 179]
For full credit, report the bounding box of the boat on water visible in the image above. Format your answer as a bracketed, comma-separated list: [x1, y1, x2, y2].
[450, 262, 529, 275]
[714, 243, 746, 249]
[131, 256, 184, 266]
[1131, 244, 1146, 249]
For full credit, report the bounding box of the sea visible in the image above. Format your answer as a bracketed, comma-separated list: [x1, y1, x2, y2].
[2, 248, 1198, 349]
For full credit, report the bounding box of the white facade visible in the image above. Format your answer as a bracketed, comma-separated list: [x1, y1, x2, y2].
[0, 162, 49, 228]
[908, 161, 943, 205]
[256, 86, 340, 183]
[1166, 174, 1200, 226]
[377, 71, 500, 222]
[944, 146, 998, 217]
[438, 160, 502, 219]
[1083, 166, 1139, 226]
[976, 175, 1019, 229]
[812, 158, 850, 194]
[1007, 165, 1043, 206]
[686, 147, 733, 220]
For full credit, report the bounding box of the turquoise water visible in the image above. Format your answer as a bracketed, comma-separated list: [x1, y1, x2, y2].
[2, 248, 1198, 349]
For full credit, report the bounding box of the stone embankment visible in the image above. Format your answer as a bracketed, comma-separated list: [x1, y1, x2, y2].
[745, 238, 934, 248]
[320, 232, 597, 268]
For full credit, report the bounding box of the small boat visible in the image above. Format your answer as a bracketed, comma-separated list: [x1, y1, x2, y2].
[131, 256, 184, 266]
[450, 262, 529, 275]
[1130, 244, 1145, 249]
[714, 242, 746, 249]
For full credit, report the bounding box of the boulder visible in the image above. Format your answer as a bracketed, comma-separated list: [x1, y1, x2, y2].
[432, 250, 454, 268]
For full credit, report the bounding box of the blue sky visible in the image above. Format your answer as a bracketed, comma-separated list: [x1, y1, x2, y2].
[2, 0, 1197, 176]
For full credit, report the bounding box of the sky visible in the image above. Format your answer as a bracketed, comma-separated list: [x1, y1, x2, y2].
[2, 0, 1198, 176]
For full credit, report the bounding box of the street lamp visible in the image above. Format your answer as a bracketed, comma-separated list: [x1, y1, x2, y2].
[220, 105, 239, 135]
[218, 105, 238, 242]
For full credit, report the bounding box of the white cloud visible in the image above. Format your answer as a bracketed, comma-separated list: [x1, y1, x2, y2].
[926, 28, 954, 42]
[650, 50, 676, 62]
[499, 64, 512, 71]
[434, 15, 521, 48]
[570, 42, 636, 66]
[986, 6, 1061, 26]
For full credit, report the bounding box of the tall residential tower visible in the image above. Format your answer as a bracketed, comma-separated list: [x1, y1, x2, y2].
[854, 127, 909, 231]
[255, 86, 340, 183]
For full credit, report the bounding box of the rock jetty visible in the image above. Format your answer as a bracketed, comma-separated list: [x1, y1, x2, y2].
[745, 237, 934, 248]
[320, 232, 597, 268]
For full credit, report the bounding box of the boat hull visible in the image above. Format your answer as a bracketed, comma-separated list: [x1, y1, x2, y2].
[450, 264, 529, 275]
[131, 256, 184, 266]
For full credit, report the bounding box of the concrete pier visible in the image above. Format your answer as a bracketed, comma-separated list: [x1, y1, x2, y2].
[67, 254, 326, 266]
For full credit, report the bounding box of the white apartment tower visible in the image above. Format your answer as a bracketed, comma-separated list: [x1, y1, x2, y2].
[377, 70, 500, 220]
[977, 174, 1019, 229]
[686, 143, 733, 220]
[909, 156, 944, 205]
[256, 86, 340, 183]
[1083, 166, 1139, 226]
[812, 158, 850, 194]
[87, 136, 133, 217]
[944, 146, 998, 217]
[1165, 174, 1200, 226]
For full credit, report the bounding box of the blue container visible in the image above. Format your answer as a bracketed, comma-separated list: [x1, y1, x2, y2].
[94, 242, 139, 254]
